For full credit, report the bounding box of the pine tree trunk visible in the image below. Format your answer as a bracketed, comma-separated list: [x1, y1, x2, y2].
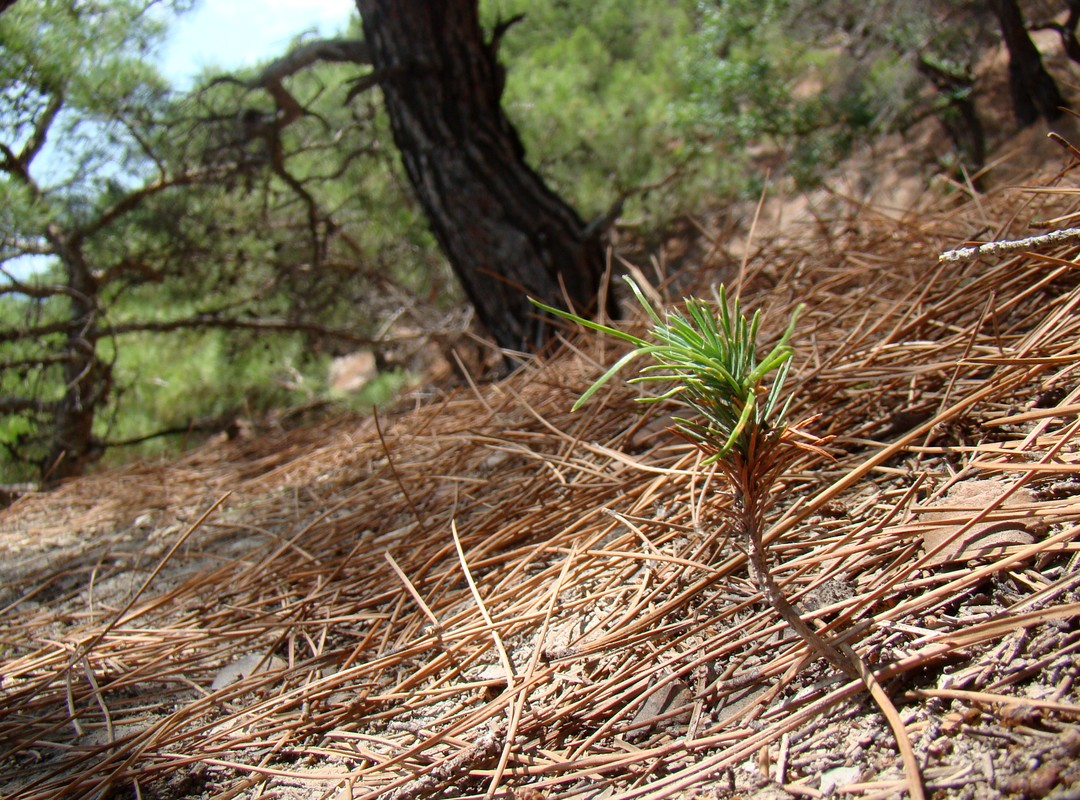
[43, 225, 108, 482]
[356, 0, 613, 353]
[992, 0, 1069, 126]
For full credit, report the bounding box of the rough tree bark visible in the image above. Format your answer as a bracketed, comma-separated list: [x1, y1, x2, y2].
[42, 225, 109, 482]
[1030, 0, 1080, 64]
[916, 57, 986, 177]
[355, 0, 614, 353]
[991, 0, 1069, 126]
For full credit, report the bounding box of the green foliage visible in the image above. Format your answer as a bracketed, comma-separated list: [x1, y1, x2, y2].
[677, 1, 797, 136]
[0, 3, 453, 481]
[0, 0, 996, 482]
[106, 331, 312, 428]
[487, 0, 962, 218]
[676, 1, 879, 191]
[0, 0, 176, 197]
[487, 0, 702, 221]
[331, 368, 415, 412]
[0, 415, 33, 452]
[533, 277, 801, 462]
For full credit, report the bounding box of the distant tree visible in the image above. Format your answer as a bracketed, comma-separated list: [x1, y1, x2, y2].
[0, 0, 185, 480]
[765, 1, 1032, 177]
[0, 1, 387, 483]
[991, 0, 1069, 125]
[220, 0, 616, 355]
[355, 0, 614, 352]
[1030, 0, 1080, 64]
[916, 55, 986, 174]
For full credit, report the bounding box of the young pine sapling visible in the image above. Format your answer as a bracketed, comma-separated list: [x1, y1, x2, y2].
[534, 278, 846, 670]
[533, 278, 924, 798]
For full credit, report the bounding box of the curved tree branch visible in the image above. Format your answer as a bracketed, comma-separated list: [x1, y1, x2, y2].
[1030, 0, 1080, 64]
[208, 37, 372, 135]
[204, 37, 377, 269]
[101, 314, 377, 346]
[0, 92, 62, 192]
[0, 277, 83, 300]
[71, 168, 224, 247]
[21, 92, 64, 171]
[249, 38, 371, 87]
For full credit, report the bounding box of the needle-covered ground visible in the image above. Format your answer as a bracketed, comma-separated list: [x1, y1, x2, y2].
[3, 149, 1080, 800]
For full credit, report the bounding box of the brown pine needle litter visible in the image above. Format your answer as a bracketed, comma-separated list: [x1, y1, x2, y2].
[4, 160, 1080, 800]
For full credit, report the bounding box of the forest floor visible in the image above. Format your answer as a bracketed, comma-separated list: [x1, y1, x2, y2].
[5, 122, 1080, 799]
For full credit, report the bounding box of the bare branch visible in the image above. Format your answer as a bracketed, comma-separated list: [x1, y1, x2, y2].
[1030, 0, 1080, 63]
[0, 395, 58, 415]
[488, 13, 525, 59]
[0, 321, 64, 344]
[0, 318, 90, 343]
[21, 92, 64, 169]
[0, 92, 63, 192]
[1, 352, 79, 370]
[102, 414, 249, 448]
[250, 38, 370, 86]
[0, 278, 79, 300]
[201, 39, 378, 267]
[208, 38, 371, 130]
[939, 227, 1080, 262]
[71, 167, 226, 246]
[119, 114, 168, 174]
[100, 400, 334, 450]
[0, 312, 377, 346]
[343, 67, 404, 103]
[100, 314, 376, 346]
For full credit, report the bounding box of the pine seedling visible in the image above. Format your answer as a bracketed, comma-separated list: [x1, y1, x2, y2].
[532, 278, 926, 798]
[532, 277, 845, 672]
[533, 275, 809, 481]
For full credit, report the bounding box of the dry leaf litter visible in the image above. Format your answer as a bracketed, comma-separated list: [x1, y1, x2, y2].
[2, 154, 1080, 800]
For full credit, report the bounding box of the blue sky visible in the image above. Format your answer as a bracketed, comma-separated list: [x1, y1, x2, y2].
[159, 0, 357, 87]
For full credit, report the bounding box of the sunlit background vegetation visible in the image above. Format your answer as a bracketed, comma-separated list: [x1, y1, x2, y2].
[0, 0, 1047, 482]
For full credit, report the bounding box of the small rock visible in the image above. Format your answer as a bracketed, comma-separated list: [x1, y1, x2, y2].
[627, 674, 693, 740]
[211, 652, 286, 691]
[820, 765, 860, 794]
[915, 481, 1037, 566]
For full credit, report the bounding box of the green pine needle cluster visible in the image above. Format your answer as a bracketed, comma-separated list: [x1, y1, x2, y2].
[533, 277, 802, 463]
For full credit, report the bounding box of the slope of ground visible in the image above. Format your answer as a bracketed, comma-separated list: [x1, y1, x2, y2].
[3, 142, 1080, 800]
